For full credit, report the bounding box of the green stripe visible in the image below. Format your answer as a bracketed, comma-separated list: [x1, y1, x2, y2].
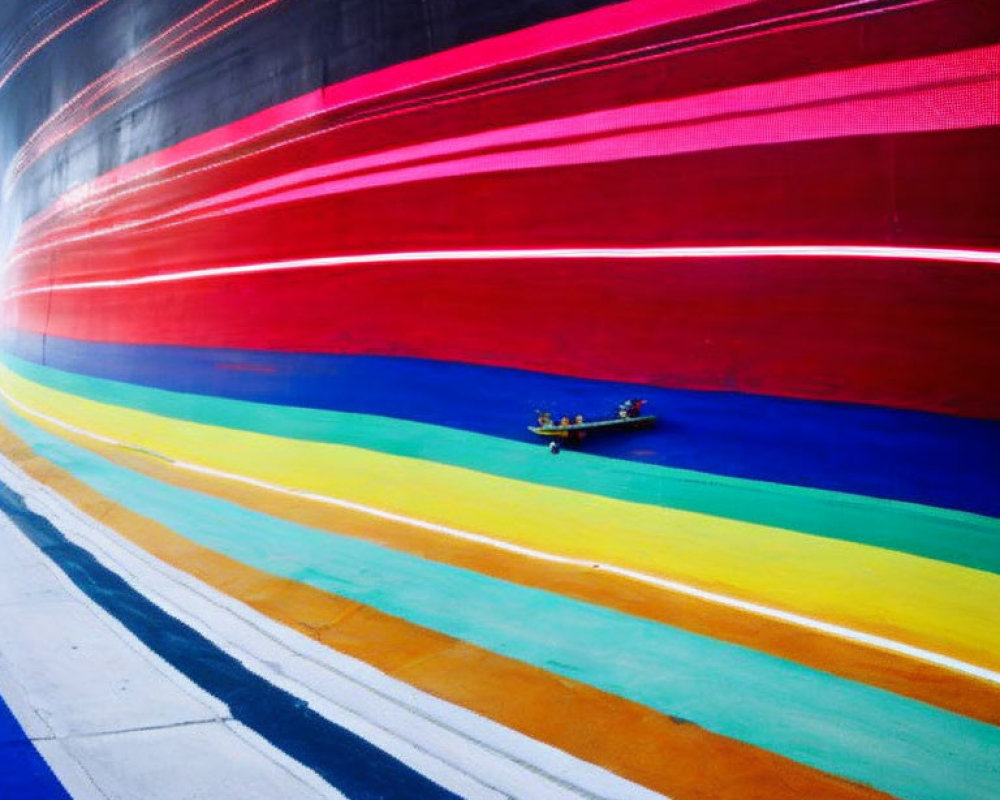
[5, 352, 1000, 574]
[4, 401, 1000, 800]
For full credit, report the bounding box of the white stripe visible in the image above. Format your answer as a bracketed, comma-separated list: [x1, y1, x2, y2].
[7, 244, 1000, 299]
[2, 385, 998, 687]
[0, 399, 667, 800]
[0, 504, 346, 800]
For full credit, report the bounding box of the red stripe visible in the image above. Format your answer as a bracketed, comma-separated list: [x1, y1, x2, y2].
[39, 0, 756, 197]
[9, 253, 1000, 418]
[8, 0, 999, 419]
[10, 129, 999, 287]
[21, 0, 994, 238]
[32, 43, 974, 241]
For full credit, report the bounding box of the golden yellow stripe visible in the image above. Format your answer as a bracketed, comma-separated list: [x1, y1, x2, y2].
[28, 412, 1000, 725]
[5, 364, 1000, 674]
[0, 421, 897, 800]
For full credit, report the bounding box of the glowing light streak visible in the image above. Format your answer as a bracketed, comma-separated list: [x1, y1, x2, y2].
[5, 0, 287, 192]
[17, 0, 286, 178]
[167, 46, 999, 221]
[8, 41, 995, 266]
[0, 0, 117, 94]
[8, 245, 1000, 300]
[13, 0, 930, 241]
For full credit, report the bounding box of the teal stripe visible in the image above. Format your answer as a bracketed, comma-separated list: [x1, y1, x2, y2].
[6, 353, 1000, 574]
[3, 402, 999, 800]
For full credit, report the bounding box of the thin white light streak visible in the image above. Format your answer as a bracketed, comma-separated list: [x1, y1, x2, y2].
[0, 0, 117, 94]
[14, 0, 928, 240]
[7, 245, 1000, 299]
[1, 384, 997, 687]
[4, 0, 287, 194]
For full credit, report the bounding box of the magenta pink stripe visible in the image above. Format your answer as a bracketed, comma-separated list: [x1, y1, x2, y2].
[21, 0, 915, 236]
[12, 42, 996, 264]
[161, 44, 998, 223]
[14, 43, 995, 258]
[45, 0, 757, 199]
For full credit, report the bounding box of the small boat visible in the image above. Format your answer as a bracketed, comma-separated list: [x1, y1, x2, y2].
[528, 399, 655, 440]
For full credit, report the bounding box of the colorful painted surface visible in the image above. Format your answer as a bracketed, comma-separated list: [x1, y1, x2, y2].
[0, 694, 71, 800]
[0, 0, 998, 798]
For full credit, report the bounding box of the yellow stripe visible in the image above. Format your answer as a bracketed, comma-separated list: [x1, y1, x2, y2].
[0, 421, 901, 800]
[24, 413, 1000, 725]
[4, 363, 1000, 671]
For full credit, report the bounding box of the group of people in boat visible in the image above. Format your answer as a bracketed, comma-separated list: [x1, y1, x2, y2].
[535, 399, 645, 429]
[535, 411, 585, 428]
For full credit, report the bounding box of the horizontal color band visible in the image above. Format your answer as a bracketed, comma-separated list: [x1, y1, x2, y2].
[4, 336, 999, 527]
[0, 420, 896, 800]
[0, 457, 461, 800]
[2, 398, 999, 800]
[15, 43, 998, 259]
[9, 245, 1000, 419]
[10, 245, 1000, 296]
[33, 407, 999, 728]
[3, 360, 999, 677]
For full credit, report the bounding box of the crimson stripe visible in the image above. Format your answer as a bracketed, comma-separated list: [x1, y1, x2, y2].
[9, 252, 1000, 418]
[9, 129, 998, 290]
[14, 42, 991, 261]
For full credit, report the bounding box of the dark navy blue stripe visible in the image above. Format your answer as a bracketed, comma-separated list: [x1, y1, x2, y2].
[0, 694, 71, 800]
[0, 478, 460, 800]
[9, 331, 1000, 518]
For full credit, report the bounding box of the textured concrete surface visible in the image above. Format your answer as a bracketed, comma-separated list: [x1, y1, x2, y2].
[0, 513, 340, 800]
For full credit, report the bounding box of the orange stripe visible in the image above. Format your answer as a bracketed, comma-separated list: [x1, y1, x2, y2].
[0, 421, 898, 800]
[21, 417, 998, 726]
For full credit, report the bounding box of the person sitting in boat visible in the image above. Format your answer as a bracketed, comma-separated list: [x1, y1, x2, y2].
[537, 411, 553, 427]
[618, 398, 645, 418]
[560, 416, 571, 427]
[575, 414, 584, 425]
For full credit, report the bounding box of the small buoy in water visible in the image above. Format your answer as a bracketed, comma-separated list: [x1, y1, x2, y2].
[548, 441, 561, 454]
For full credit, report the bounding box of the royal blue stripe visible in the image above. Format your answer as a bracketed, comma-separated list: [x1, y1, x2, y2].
[0, 478, 459, 800]
[0, 693, 71, 800]
[9, 331, 1000, 517]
